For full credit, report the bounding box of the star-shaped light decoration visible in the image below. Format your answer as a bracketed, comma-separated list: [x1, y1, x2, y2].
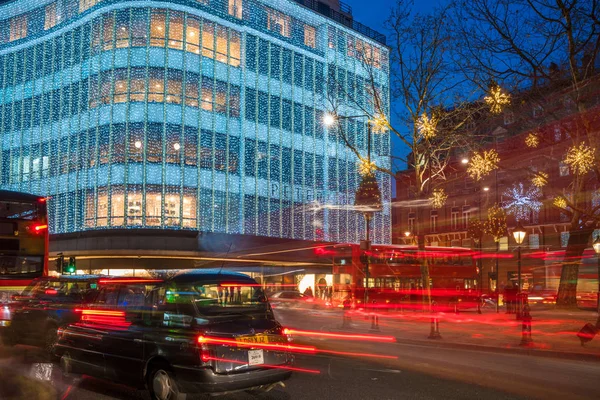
[502, 183, 542, 221]
[484, 84, 511, 114]
[564, 142, 595, 175]
[553, 196, 567, 209]
[429, 188, 448, 209]
[417, 112, 437, 140]
[369, 113, 389, 134]
[467, 149, 500, 181]
[358, 159, 377, 176]
[525, 133, 539, 148]
[531, 172, 548, 188]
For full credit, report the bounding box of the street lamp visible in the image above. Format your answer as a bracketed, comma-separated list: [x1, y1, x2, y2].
[324, 112, 383, 308]
[512, 221, 527, 319]
[593, 237, 600, 315]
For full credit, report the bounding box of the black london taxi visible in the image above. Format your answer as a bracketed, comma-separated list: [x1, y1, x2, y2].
[54, 270, 294, 400]
[2, 275, 101, 353]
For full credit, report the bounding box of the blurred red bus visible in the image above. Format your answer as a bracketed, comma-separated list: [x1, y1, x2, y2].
[539, 248, 599, 310]
[332, 244, 481, 312]
[0, 190, 48, 308]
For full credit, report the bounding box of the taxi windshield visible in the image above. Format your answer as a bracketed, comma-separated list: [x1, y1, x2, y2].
[161, 282, 268, 315]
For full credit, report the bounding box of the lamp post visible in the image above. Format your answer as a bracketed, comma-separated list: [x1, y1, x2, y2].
[593, 237, 600, 315]
[512, 222, 527, 320]
[324, 113, 382, 308]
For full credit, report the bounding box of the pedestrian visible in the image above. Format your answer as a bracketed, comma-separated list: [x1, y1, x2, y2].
[304, 286, 313, 297]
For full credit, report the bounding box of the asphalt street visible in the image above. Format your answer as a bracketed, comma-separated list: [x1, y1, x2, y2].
[1, 307, 599, 400]
[1, 345, 523, 400]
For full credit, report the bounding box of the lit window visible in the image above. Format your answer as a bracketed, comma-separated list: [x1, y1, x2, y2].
[304, 25, 316, 48]
[230, 31, 241, 67]
[408, 212, 415, 234]
[499, 236, 508, 251]
[202, 23, 215, 58]
[229, 0, 243, 19]
[9, 15, 27, 42]
[45, 3, 58, 30]
[168, 12, 184, 50]
[560, 232, 570, 248]
[266, 7, 291, 37]
[186, 17, 201, 54]
[216, 26, 228, 64]
[102, 14, 114, 50]
[150, 10, 166, 47]
[328, 26, 336, 49]
[462, 205, 471, 229]
[80, 0, 101, 13]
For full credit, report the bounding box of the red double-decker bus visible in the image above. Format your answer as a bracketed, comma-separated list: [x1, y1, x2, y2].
[0, 190, 48, 308]
[331, 244, 481, 311]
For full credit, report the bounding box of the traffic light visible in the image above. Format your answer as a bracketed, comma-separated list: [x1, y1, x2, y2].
[65, 257, 76, 274]
[55, 255, 64, 273]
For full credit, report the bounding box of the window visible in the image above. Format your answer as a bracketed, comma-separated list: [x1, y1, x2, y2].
[529, 233, 540, 250]
[168, 12, 184, 50]
[462, 206, 471, 229]
[186, 17, 200, 54]
[80, 0, 101, 13]
[430, 211, 438, 233]
[451, 207, 459, 230]
[328, 26, 336, 49]
[408, 212, 415, 234]
[499, 236, 508, 251]
[150, 10, 166, 47]
[10, 15, 28, 41]
[503, 111, 514, 125]
[559, 161, 569, 177]
[561, 231, 570, 248]
[304, 25, 316, 48]
[45, 3, 59, 30]
[553, 126, 561, 142]
[266, 7, 291, 37]
[533, 105, 543, 118]
[229, 0, 243, 19]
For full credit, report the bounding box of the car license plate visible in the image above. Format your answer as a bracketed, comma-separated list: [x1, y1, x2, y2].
[236, 334, 269, 345]
[248, 349, 264, 366]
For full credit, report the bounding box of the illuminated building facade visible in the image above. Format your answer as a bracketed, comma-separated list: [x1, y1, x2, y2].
[0, 0, 391, 255]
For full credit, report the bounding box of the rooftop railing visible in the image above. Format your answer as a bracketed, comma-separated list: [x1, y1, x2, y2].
[292, 0, 387, 45]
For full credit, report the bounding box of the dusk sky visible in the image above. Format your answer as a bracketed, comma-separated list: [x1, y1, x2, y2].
[345, 0, 447, 172]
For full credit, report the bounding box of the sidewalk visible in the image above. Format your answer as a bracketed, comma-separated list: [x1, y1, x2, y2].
[279, 306, 600, 360]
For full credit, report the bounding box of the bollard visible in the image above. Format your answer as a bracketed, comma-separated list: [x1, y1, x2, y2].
[342, 298, 352, 329]
[428, 316, 442, 339]
[519, 303, 533, 347]
[370, 300, 380, 332]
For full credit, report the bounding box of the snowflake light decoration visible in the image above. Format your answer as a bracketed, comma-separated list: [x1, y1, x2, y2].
[525, 133, 539, 148]
[484, 85, 511, 114]
[369, 113, 389, 134]
[358, 159, 377, 176]
[485, 204, 507, 242]
[502, 183, 542, 221]
[429, 188, 448, 209]
[564, 142, 595, 175]
[531, 172, 548, 188]
[553, 196, 567, 209]
[417, 112, 437, 139]
[467, 149, 500, 181]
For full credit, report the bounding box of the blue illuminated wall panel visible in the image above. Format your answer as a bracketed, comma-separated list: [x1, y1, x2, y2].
[0, 0, 391, 244]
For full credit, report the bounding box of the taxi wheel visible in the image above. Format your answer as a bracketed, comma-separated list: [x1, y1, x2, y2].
[149, 367, 181, 400]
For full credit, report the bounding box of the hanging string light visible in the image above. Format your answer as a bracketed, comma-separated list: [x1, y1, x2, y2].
[531, 172, 548, 188]
[429, 188, 448, 209]
[525, 133, 539, 148]
[467, 149, 500, 181]
[485, 84, 511, 114]
[417, 112, 437, 139]
[564, 142, 595, 175]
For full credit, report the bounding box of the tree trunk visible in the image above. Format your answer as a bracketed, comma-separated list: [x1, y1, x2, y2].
[556, 227, 594, 308]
